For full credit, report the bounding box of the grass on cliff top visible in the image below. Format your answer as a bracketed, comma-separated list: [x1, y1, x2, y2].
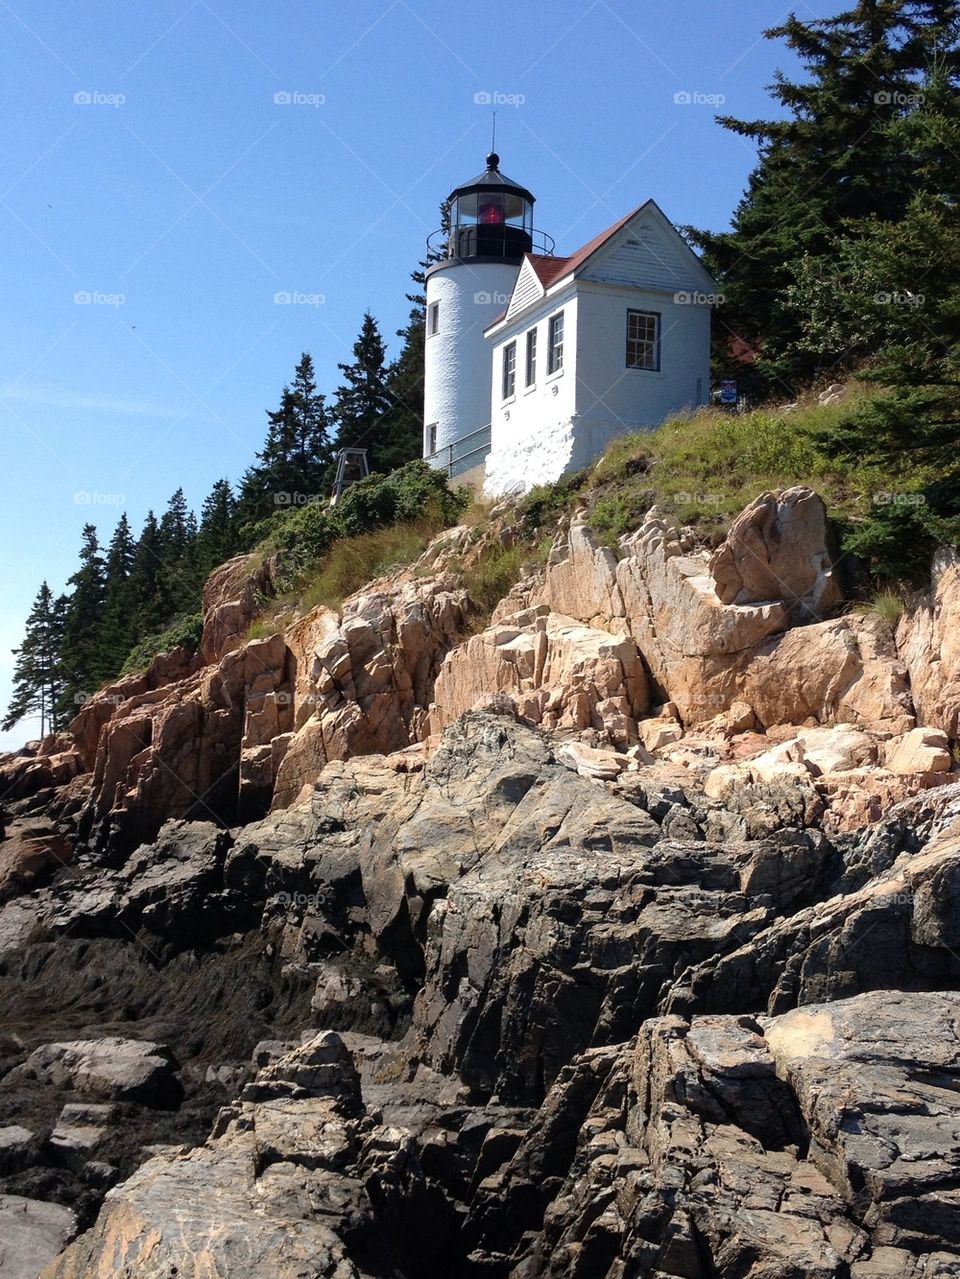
[246, 515, 446, 637]
[242, 461, 471, 633]
[520, 386, 921, 553]
[297, 518, 441, 612]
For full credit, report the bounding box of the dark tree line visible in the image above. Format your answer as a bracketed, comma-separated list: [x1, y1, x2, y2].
[692, 0, 960, 573]
[5, 227, 440, 737]
[696, 0, 960, 392]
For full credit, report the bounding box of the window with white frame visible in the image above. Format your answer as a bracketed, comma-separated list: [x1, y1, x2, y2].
[626, 309, 660, 370]
[428, 302, 440, 335]
[502, 341, 517, 400]
[425, 422, 437, 455]
[547, 312, 564, 374]
[525, 328, 537, 386]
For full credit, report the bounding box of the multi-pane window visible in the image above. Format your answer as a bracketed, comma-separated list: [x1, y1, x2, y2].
[428, 302, 440, 335]
[547, 311, 564, 374]
[502, 341, 517, 400]
[626, 309, 660, 370]
[525, 328, 537, 386]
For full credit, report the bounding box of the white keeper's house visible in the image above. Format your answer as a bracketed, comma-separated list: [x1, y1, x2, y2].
[422, 152, 717, 496]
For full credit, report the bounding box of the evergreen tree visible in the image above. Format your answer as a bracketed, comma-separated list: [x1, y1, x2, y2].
[157, 488, 200, 613]
[58, 524, 106, 713]
[697, 0, 960, 390]
[197, 479, 239, 576]
[820, 60, 960, 575]
[128, 511, 169, 636]
[378, 306, 430, 472]
[3, 582, 66, 737]
[288, 352, 333, 482]
[332, 312, 394, 471]
[96, 513, 137, 682]
[238, 354, 334, 527]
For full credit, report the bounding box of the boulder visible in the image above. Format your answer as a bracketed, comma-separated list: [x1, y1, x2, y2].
[792, 724, 878, 774]
[884, 726, 953, 775]
[80, 633, 292, 851]
[199, 551, 277, 665]
[0, 822, 73, 903]
[765, 990, 960, 1251]
[709, 486, 843, 616]
[273, 577, 470, 808]
[48, 1104, 114, 1173]
[533, 510, 910, 731]
[0, 747, 83, 802]
[0, 1125, 39, 1175]
[896, 548, 960, 738]
[69, 644, 200, 772]
[0, 1195, 75, 1279]
[470, 992, 960, 1274]
[8, 1038, 179, 1106]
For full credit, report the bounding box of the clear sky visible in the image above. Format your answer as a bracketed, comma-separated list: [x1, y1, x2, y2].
[0, 0, 810, 751]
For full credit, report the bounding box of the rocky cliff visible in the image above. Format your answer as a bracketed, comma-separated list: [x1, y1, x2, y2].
[2, 486, 960, 1278]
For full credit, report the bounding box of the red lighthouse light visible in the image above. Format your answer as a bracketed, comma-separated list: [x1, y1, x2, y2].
[479, 201, 504, 225]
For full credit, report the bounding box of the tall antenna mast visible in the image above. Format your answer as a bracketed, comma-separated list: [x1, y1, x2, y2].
[490, 110, 497, 155]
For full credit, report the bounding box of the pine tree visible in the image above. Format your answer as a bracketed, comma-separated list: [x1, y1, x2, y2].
[96, 513, 137, 682]
[378, 306, 429, 472]
[238, 354, 334, 527]
[158, 488, 200, 613]
[58, 524, 106, 714]
[128, 511, 169, 636]
[331, 312, 393, 469]
[289, 352, 333, 483]
[197, 479, 239, 577]
[3, 583, 66, 737]
[820, 60, 960, 576]
[697, 0, 960, 390]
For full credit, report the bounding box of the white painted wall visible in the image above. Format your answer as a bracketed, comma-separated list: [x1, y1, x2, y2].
[484, 284, 711, 497]
[573, 283, 710, 430]
[423, 260, 520, 460]
[485, 287, 578, 491]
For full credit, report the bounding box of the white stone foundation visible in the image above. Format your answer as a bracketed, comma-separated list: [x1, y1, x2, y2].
[483, 415, 653, 497]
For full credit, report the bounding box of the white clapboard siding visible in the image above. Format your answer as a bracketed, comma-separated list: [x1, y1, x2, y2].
[505, 258, 544, 321]
[583, 225, 696, 292]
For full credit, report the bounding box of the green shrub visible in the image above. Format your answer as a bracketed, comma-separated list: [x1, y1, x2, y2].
[519, 470, 589, 531]
[246, 616, 284, 642]
[839, 501, 938, 585]
[265, 461, 469, 581]
[121, 612, 204, 675]
[462, 542, 527, 623]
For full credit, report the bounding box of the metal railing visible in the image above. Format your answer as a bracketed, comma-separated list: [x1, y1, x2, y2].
[426, 227, 556, 258]
[425, 424, 492, 478]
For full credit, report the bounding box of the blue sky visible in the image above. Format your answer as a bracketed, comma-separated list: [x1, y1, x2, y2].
[0, 0, 811, 749]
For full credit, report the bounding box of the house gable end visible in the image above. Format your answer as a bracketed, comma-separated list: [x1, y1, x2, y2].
[580, 205, 715, 295]
[504, 256, 545, 322]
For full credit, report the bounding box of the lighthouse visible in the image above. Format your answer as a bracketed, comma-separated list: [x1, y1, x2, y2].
[422, 153, 549, 476]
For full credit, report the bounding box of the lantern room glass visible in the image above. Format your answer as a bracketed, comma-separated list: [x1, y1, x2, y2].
[453, 192, 533, 236]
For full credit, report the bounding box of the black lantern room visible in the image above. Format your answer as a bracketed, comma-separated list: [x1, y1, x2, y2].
[442, 153, 537, 263]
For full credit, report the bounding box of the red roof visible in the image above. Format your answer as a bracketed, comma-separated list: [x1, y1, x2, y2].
[528, 204, 647, 287]
[487, 203, 650, 331]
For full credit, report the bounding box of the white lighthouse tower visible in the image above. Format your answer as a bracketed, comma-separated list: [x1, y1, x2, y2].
[423, 153, 548, 477]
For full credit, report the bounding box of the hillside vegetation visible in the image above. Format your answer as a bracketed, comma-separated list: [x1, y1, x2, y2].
[517, 384, 940, 584]
[231, 382, 939, 650]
